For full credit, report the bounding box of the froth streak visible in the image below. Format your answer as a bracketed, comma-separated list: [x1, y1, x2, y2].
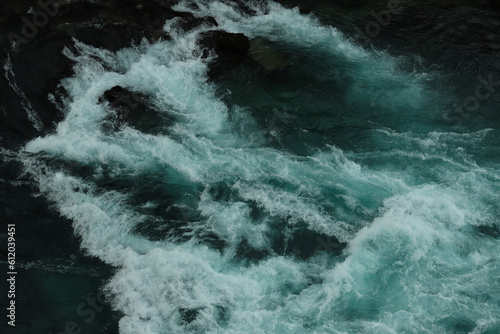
[21, 1, 500, 333]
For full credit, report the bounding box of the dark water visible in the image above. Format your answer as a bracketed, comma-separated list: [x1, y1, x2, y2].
[1, 0, 500, 333]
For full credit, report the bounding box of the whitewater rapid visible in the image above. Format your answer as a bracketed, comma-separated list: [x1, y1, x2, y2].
[18, 1, 500, 333]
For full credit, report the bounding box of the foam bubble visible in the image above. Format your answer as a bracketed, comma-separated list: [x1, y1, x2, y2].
[19, 1, 500, 333]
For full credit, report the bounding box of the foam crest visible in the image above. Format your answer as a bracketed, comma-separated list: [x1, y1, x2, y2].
[280, 186, 500, 333]
[18, 1, 500, 333]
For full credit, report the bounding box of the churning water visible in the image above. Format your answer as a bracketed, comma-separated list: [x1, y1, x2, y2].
[3, 0, 500, 333]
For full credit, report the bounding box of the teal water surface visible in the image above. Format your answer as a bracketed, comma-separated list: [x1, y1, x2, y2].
[12, 0, 500, 333]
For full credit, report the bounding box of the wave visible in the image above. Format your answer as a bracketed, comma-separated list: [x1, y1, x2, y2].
[18, 1, 500, 333]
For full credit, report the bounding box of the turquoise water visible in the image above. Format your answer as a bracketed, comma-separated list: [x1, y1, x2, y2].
[14, 1, 500, 333]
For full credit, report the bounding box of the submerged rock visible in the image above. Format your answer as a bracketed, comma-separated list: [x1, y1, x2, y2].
[198, 31, 251, 78]
[248, 39, 288, 71]
[476, 225, 500, 238]
[216, 32, 250, 55]
[0, 0, 219, 148]
[200, 31, 289, 76]
[99, 86, 166, 134]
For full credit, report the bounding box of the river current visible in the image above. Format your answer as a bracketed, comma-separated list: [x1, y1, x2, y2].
[1, 0, 500, 333]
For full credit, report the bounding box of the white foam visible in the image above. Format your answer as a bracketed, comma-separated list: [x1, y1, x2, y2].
[19, 1, 500, 333]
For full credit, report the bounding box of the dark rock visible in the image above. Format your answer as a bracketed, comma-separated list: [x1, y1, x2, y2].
[179, 15, 218, 32]
[99, 86, 167, 134]
[52, 0, 194, 49]
[99, 86, 144, 131]
[197, 30, 220, 56]
[216, 32, 250, 55]
[179, 308, 201, 324]
[476, 225, 500, 238]
[0, 27, 75, 148]
[199, 31, 290, 75]
[99, 86, 138, 110]
[0, 0, 221, 148]
[434, 0, 476, 8]
[198, 30, 252, 78]
[275, 0, 370, 11]
[284, 229, 347, 259]
[1, 0, 213, 52]
[248, 39, 288, 71]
